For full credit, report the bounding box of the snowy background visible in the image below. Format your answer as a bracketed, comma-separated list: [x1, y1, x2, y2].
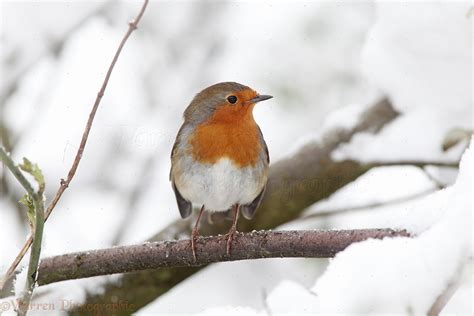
[0, 0, 472, 315]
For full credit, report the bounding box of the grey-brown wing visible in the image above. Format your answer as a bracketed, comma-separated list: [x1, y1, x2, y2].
[172, 182, 192, 219]
[170, 124, 192, 218]
[241, 185, 266, 220]
[240, 126, 269, 219]
[257, 125, 269, 164]
[169, 124, 184, 181]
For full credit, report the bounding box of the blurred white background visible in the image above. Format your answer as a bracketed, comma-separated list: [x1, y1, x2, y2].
[0, 0, 472, 315]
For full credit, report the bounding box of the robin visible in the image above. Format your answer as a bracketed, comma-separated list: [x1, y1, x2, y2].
[170, 82, 272, 260]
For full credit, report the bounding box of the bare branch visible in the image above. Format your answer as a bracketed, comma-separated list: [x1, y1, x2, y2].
[0, 0, 149, 291]
[296, 188, 436, 221]
[37, 229, 410, 286]
[417, 167, 445, 189]
[366, 161, 458, 169]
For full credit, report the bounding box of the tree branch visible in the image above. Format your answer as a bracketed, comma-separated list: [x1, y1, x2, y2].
[37, 229, 410, 286]
[366, 161, 458, 169]
[0, 0, 149, 290]
[296, 188, 436, 221]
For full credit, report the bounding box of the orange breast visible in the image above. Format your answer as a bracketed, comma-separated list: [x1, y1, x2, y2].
[189, 104, 261, 167]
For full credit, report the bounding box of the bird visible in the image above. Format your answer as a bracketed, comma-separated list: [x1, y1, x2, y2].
[170, 82, 272, 260]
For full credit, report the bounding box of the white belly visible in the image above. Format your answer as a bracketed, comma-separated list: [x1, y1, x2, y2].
[174, 157, 266, 211]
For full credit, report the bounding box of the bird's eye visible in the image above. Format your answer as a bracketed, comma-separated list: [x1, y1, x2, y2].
[227, 95, 238, 104]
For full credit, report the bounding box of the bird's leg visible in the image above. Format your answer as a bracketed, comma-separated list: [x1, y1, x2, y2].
[191, 205, 205, 261]
[225, 204, 240, 256]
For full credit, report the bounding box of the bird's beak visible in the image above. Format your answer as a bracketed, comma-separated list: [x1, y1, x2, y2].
[250, 94, 273, 104]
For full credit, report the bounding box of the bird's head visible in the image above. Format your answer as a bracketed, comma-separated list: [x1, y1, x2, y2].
[184, 82, 272, 124]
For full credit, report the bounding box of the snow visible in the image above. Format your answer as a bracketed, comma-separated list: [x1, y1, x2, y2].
[333, 108, 468, 163]
[284, 100, 378, 159]
[0, 0, 472, 314]
[265, 280, 317, 314]
[13, 266, 27, 298]
[137, 258, 322, 315]
[321, 102, 371, 132]
[0, 198, 26, 275]
[0, 1, 104, 99]
[41, 189, 127, 256]
[308, 142, 472, 314]
[332, 0, 472, 163]
[293, 165, 451, 234]
[198, 306, 264, 316]
[261, 141, 472, 315]
[311, 166, 434, 212]
[362, 2, 471, 113]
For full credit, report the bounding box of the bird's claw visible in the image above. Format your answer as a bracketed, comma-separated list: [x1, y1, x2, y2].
[191, 234, 198, 262]
[224, 230, 236, 256]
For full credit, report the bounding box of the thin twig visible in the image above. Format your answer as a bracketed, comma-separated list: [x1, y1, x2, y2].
[0, 0, 149, 291]
[37, 229, 411, 286]
[366, 161, 459, 169]
[296, 188, 436, 221]
[261, 288, 273, 316]
[418, 166, 445, 189]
